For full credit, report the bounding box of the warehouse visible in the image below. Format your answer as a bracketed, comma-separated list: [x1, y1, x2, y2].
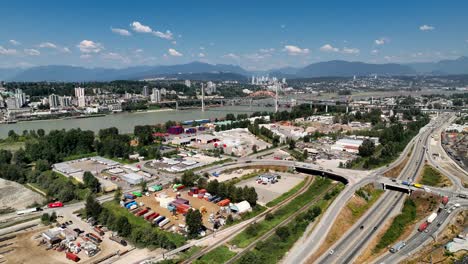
[331, 138, 363, 153]
[121, 173, 144, 185]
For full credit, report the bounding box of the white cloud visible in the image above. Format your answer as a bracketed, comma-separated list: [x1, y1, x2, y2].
[319, 44, 339, 52]
[342, 47, 360, 54]
[259, 48, 275, 53]
[375, 38, 387, 45]
[9, 40, 21, 46]
[62, 47, 71, 53]
[77, 40, 104, 53]
[244, 53, 271, 61]
[152, 30, 173, 40]
[134, 49, 143, 53]
[200, 46, 205, 50]
[280, 24, 286, 29]
[0, 46, 17, 55]
[419, 25, 434, 31]
[198, 53, 206, 58]
[80, 54, 92, 59]
[102, 52, 130, 63]
[223, 53, 240, 59]
[284, 45, 310, 55]
[38, 42, 58, 49]
[371, 49, 379, 55]
[24, 48, 40, 56]
[111, 27, 131, 36]
[130, 21, 152, 33]
[168, 48, 182, 57]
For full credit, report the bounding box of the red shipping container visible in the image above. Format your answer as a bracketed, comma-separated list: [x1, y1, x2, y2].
[217, 199, 230, 206]
[66, 252, 80, 262]
[198, 194, 204, 199]
[135, 209, 148, 216]
[176, 185, 185, 191]
[188, 191, 194, 196]
[48, 202, 64, 208]
[199, 189, 207, 194]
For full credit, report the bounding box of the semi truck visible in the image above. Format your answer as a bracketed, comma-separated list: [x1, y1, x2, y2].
[66, 252, 80, 262]
[418, 222, 428, 232]
[427, 212, 438, 224]
[48, 202, 64, 208]
[110, 235, 127, 246]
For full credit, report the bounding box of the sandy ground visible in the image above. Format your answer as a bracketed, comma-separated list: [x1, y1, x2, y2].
[0, 178, 45, 210]
[135, 189, 221, 228]
[236, 173, 306, 205]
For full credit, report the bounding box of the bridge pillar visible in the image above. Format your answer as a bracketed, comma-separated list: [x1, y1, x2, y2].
[176, 101, 179, 111]
[325, 105, 328, 113]
[346, 106, 349, 114]
[382, 183, 386, 190]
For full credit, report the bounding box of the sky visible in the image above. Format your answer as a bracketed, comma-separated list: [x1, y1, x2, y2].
[1, 0, 468, 70]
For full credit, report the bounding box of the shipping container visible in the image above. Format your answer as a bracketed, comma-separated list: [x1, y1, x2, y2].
[149, 185, 163, 192]
[125, 201, 137, 209]
[93, 226, 105, 236]
[418, 222, 428, 232]
[109, 235, 127, 246]
[427, 212, 437, 223]
[66, 252, 80, 262]
[190, 187, 199, 194]
[155, 216, 166, 225]
[168, 126, 184, 135]
[158, 218, 170, 227]
[145, 212, 157, 220]
[143, 211, 154, 218]
[175, 198, 189, 205]
[146, 212, 159, 221]
[48, 202, 64, 208]
[217, 199, 231, 206]
[124, 193, 136, 200]
[132, 191, 142, 197]
[135, 208, 149, 217]
[199, 189, 207, 194]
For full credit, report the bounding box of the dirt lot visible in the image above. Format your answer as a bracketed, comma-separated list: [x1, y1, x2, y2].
[0, 178, 45, 210]
[135, 189, 220, 228]
[235, 172, 306, 205]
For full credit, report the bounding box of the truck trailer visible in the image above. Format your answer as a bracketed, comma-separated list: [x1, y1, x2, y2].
[427, 212, 438, 223]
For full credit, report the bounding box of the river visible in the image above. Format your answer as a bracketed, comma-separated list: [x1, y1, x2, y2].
[0, 106, 277, 138]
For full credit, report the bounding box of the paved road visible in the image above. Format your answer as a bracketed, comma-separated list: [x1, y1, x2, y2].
[308, 115, 447, 264]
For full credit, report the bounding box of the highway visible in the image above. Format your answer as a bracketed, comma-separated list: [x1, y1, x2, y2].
[303, 114, 447, 264]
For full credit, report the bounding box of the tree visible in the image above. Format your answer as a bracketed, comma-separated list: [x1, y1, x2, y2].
[114, 187, 122, 203]
[83, 171, 101, 193]
[13, 148, 29, 165]
[275, 226, 290, 240]
[245, 187, 258, 206]
[85, 194, 102, 220]
[288, 138, 296, 150]
[35, 159, 50, 172]
[8, 130, 18, 140]
[302, 149, 308, 160]
[141, 180, 147, 192]
[246, 223, 259, 237]
[41, 213, 51, 225]
[186, 209, 203, 238]
[0, 150, 12, 165]
[252, 145, 258, 153]
[358, 139, 375, 157]
[181, 171, 197, 187]
[115, 216, 132, 237]
[134, 125, 153, 146]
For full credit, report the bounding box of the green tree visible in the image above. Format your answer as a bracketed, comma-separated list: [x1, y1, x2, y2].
[0, 150, 12, 165]
[186, 209, 203, 238]
[141, 180, 147, 192]
[83, 171, 101, 193]
[252, 144, 258, 153]
[358, 139, 375, 157]
[41, 213, 50, 225]
[85, 194, 102, 220]
[114, 187, 122, 203]
[116, 216, 132, 237]
[275, 226, 290, 240]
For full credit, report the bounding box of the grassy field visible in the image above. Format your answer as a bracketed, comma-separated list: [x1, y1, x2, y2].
[266, 179, 307, 207]
[194, 246, 236, 264]
[419, 165, 451, 187]
[230, 177, 334, 248]
[0, 141, 25, 152]
[374, 198, 417, 252]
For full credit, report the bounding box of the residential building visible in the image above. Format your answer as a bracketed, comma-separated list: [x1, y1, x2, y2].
[14, 89, 26, 108]
[74, 87, 85, 98]
[59, 96, 72, 107]
[184, 80, 191, 87]
[151, 88, 161, 103]
[78, 96, 86, 108]
[48, 94, 60, 108]
[142, 86, 149, 97]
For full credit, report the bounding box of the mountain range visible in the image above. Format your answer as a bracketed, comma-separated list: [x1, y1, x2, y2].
[1, 57, 468, 82]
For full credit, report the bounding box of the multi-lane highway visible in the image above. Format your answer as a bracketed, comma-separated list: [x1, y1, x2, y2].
[287, 114, 450, 264]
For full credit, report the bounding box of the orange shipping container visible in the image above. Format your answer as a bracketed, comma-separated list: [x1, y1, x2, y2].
[217, 199, 230, 206]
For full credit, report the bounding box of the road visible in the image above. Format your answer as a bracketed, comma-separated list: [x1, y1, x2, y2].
[289, 114, 448, 264]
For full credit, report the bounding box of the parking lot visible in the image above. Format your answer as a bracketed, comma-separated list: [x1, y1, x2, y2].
[236, 172, 307, 205]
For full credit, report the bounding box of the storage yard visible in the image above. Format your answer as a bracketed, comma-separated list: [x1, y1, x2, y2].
[236, 172, 306, 205]
[145, 151, 221, 173]
[0, 178, 45, 211]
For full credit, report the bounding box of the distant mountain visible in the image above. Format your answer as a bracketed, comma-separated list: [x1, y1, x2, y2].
[295, 60, 415, 77]
[408, 56, 468, 75]
[3, 57, 468, 82]
[7, 62, 250, 82]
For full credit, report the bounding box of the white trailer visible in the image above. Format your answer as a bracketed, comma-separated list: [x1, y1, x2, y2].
[427, 212, 437, 223]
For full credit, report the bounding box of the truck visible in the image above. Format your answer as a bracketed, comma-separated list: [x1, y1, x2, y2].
[66, 252, 80, 262]
[110, 235, 128, 246]
[147, 213, 159, 221]
[48, 201, 64, 208]
[155, 216, 166, 225]
[389, 241, 406, 253]
[135, 208, 149, 217]
[418, 222, 428, 232]
[145, 212, 158, 221]
[85, 233, 102, 244]
[441, 196, 449, 205]
[427, 212, 437, 224]
[16, 207, 42, 215]
[132, 191, 142, 197]
[125, 201, 137, 209]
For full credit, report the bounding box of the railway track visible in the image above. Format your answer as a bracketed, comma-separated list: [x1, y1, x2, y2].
[225, 183, 340, 264]
[180, 175, 316, 263]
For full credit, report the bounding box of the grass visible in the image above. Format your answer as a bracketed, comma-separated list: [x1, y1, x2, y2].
[374, 198, 417, 252]
[230, 177, 334, 248]
[0, 141, 25, 152]
[350, 185, 384, 217]
[419, 165, 451, 187]
[266, 179, 307, 207]
[194, 246, 236, 264]
[226, 205, 267, 227]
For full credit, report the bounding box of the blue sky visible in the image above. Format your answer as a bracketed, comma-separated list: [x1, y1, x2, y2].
[1, 0, 467, 70]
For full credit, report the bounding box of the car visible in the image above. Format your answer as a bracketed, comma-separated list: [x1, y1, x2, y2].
[329, 249, 334, 255]
[360, 225, 364, 229]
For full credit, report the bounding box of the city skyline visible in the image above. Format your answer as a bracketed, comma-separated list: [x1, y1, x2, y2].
[1, 1, 468, 70]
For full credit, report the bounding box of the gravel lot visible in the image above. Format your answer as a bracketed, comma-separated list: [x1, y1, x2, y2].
[0, 178, 45, 210]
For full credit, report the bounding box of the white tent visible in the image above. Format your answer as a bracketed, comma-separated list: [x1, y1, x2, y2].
[231, 201, 252, 214]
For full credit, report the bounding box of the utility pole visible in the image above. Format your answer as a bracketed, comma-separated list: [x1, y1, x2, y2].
[275, 84, 279, 113]
[201, 83, 205, 112]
